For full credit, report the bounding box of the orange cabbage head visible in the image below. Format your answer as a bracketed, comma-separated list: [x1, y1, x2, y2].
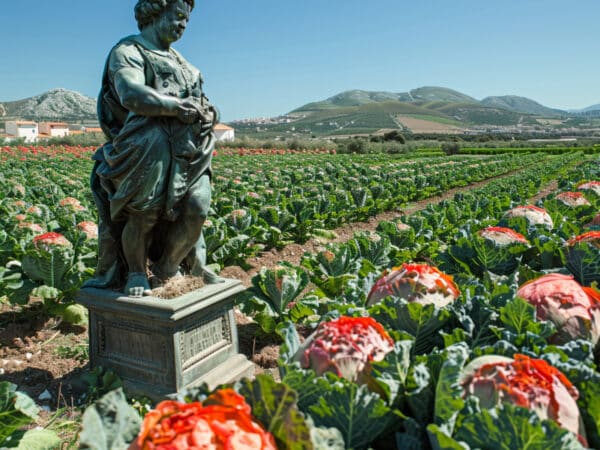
[294, 316, 394, 383]
[517, 273, 600, 345]
[461, 354, 586, 445]
[366, 263, 460, 308]
[129, 389, 276, 450]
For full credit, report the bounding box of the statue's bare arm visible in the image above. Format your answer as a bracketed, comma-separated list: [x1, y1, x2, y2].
[113, 67, 199, 124]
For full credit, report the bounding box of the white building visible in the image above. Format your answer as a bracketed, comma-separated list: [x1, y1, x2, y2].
[38, 122, 70, 138]
[214, 123, 235, 142]
[5, 121, 38, 143]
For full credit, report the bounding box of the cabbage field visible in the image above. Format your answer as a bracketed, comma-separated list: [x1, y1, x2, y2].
[1, 144, 600, 449]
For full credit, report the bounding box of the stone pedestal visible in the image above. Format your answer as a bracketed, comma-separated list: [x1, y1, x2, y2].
[77, 279, 254, 399]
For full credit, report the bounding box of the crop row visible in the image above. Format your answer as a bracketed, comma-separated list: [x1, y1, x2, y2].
[205, 152, 567, 265]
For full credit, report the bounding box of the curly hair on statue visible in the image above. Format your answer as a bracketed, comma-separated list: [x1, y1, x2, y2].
[134, 0, 195, 30]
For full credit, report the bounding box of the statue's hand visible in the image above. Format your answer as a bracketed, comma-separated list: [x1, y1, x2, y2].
[176, 99, 200, 124]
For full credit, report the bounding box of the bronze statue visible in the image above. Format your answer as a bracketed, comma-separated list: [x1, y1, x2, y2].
[85, 0, 222, 297]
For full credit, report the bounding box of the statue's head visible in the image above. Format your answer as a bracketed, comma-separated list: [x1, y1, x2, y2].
[135, 0, 195, 32]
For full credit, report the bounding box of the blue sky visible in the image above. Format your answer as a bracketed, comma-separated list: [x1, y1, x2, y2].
[1, 0, 599, 121]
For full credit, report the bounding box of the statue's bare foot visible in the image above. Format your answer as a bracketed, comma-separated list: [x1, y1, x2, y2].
[125, 272, 152, 297]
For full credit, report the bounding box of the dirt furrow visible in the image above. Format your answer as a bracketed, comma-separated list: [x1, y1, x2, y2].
[220, 165, 545, 286]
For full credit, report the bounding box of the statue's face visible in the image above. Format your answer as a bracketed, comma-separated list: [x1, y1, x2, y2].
[153, 0, 191, 45]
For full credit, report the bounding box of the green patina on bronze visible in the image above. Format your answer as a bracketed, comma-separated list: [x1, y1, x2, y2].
[86, 0, 223, 296]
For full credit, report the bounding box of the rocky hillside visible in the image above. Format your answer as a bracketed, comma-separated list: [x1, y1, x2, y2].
[0, 88, 97, 122]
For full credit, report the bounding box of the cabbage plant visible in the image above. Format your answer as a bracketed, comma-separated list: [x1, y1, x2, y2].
[366, 263, 459, 307]
[577, 180, 600, 197]
[502, 205, 554, 231]
[443, 226, 530, 276]
[367, 263, 460, 354]
[301, 244, 362, 298]
[21, 232, 73, 288]
[566, 231, 600, 285]
[555, 191, 592, 208]
[293, 316, 394, 384]
[460, 354, 587, 446]
[517, 273, 600, 346]
[237, 262, 310, 334]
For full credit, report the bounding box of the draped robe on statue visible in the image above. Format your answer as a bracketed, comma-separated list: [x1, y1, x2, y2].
[90, 35, 216, 287]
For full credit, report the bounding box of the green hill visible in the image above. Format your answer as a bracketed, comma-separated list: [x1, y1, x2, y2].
[280, 100, 455, 135]
[293, 90, 413, 112]
[267, 86, 568, 136]
[426, 102, 535, 126]
[408, 86, 477, 104]
[293, 87, 478, 114]
[480, 95, 565, 117]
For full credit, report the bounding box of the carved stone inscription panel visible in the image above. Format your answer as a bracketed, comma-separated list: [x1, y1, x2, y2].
[181, 314, 230, 369]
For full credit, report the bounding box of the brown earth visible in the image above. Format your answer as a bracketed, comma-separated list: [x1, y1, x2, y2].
[0, 169, 560, 436]
[396, 115, 463, 134]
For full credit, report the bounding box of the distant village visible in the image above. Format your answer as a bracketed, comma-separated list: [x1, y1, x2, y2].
[0, 120, 235, 143]
[231, 114, 300, 126]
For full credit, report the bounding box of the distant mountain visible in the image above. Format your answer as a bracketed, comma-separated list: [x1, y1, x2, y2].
[481, 95, 565, 117]
[294, 87, 561, 118]
[283, 86, 560, 133]
[425, 101, 534, 126]
[293, 87, 477, 113]
[582, 104, 600, 112]
[408, 86, 477, 104]
[0, 88, 97, 122]
[570, 103, 600, 114]
[293, 90, 412, 112]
